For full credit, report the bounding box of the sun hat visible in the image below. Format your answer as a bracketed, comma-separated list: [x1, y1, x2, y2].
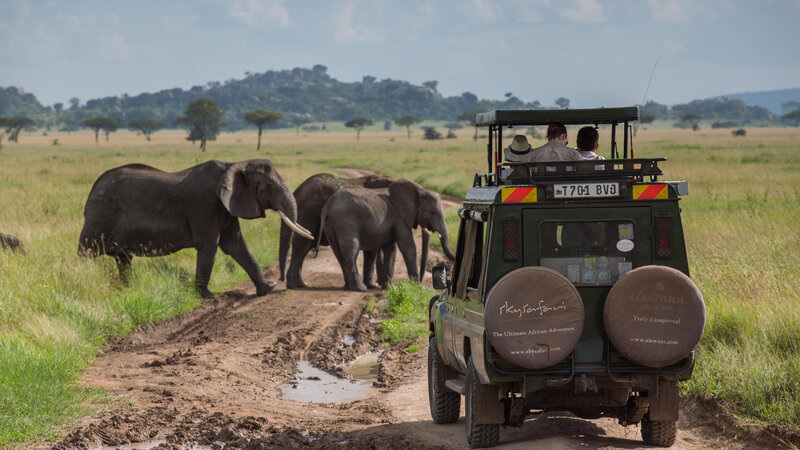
[504, 134, 532, 162]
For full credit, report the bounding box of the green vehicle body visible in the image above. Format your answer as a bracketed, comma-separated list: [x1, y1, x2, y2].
[428, 107, 702, 448]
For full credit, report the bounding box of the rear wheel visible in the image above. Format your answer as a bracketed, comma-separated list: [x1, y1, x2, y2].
[465, 357, 500, 448]
[428, 337, 460, 424]
[641, 413, 677, 447]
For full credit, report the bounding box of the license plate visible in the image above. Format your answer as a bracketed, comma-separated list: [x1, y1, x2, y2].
[552, 182, 620, 199]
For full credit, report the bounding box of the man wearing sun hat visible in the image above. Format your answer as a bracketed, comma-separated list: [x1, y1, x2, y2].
[504, 134, 533, 162]
[501, 134, 533, 179]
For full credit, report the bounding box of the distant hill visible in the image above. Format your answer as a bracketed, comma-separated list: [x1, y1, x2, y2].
[709, 87, 800, 115]
[1, 66, 535, 130]
[0, 87, 48, 117]
[1, 66, 796, 130]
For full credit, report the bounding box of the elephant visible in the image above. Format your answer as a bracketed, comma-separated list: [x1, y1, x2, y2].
[0, 232, 26, 254]
[78, 159, 313, 298]
[278, 173, 398, 289]
[317, 179, 455, 292]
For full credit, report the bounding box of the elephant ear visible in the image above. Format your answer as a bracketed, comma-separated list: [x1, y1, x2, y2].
[217, 162, 265, 219]
[388, 180, 421, 229]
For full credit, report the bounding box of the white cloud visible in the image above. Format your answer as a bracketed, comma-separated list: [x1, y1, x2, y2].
[469, 0, 503, 23]
[227, 0, 291, 28]
[648, 0, 689, 22]
[662, 39, 685, 55]
[335, 0, 384, 44]
[97, 32, 130, 60]
[560, 0, 605, 23]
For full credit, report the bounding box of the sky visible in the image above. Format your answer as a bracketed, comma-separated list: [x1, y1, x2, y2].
[1, 0, 799, 108]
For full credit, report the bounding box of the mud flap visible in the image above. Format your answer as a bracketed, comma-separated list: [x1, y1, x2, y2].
[474, 383, 505, 424]
[648, 380, 679, 421]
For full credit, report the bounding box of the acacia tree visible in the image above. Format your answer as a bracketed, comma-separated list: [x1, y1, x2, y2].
[290, 117, 310, 137]
[394, 115, 422, 140]
[176, 98, 223, 152]
[244, 109, 281, 151]
[101, 117, 123, 141]
[82, 116, 118, 143]
[3, 116, 34, 143]
[128, 117, 166, 141]
[555, 97, 570, 108]
[344, 117, 372, 141]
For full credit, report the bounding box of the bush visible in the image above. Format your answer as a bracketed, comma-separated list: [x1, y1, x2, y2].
[732, 128, 747, 137]
[712, 120, 739, 129]
[446, 130, 456, 139]
[423, 127, 442, 140]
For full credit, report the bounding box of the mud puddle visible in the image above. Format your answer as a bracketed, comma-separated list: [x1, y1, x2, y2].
[280, 359, 376, 403]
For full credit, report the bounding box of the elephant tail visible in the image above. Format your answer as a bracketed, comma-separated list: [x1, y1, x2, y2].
[278, 221, 291, 280]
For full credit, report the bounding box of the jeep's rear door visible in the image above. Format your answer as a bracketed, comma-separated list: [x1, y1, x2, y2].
[521, 206, 652, 364]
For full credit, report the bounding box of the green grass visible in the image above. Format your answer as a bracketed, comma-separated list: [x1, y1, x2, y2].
[379, 281, 436, 345]
[1, 127, 800, 445]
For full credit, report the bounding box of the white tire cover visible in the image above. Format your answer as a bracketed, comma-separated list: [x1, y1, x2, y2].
[604, 265, 705, 367]
[485, 267, 585, 369]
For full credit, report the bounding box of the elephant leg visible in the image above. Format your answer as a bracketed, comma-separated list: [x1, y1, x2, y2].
[194, 239, 220, 299]
[377, 243, 396, 289]
[328, 232, 366, 292]
[219, 222, 274, 296]
[362, 250, 380, 289]
[395, 227, 420, 282]
[114, 253, 132, 285]
[286, 236, 314, 289]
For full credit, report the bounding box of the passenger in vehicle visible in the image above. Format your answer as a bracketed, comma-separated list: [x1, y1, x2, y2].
[576, 126, 604, 160]
[504, 134, 533, 162]
[529, 123, 582, 162]
[500, 134, 533, 179]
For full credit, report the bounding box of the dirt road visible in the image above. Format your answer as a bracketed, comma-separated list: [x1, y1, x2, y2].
[41, 176, 794, 449]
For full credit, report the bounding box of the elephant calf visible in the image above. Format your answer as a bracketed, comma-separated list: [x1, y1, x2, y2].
[78, 159, 312, 298]
[318, 180, 455, 292]
[279, 173, 398, 289]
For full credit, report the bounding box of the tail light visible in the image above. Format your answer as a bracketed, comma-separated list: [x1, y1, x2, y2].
[655, 215, 672, 259]
[503, 217, 520, 261]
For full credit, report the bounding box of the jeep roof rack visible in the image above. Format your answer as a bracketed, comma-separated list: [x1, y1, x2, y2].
[475, 106, 642, 184]
[475, 107, 639, 127]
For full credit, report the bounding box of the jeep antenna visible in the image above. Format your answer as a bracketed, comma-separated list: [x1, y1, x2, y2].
[632, 57, 660, 159]
[641, 57, 660, 106]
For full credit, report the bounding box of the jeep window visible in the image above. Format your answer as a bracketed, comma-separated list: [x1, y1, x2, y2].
[539, 220, 636, 286]
[454, 218, 484, 298]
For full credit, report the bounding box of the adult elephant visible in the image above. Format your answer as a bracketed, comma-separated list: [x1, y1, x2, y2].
[318, 179, 455, 292]
[278, 173, 397, 289]
[78, 159, 313, 298]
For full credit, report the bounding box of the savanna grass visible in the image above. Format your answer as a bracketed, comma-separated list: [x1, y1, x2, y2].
[0, 126, 799, 445]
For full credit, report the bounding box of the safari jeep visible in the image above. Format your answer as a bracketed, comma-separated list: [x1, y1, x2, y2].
[428, 107, 705, 448]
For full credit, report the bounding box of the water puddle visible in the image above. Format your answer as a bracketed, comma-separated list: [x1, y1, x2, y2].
[280, 360, 374, 403]
[343, 334, 355, 346]
[280, 353, 380, 403]
[341, 351, 380, 380]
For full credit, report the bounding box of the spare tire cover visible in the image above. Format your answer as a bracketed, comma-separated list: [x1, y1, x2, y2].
[485, 267, 584, 369]
[604, 265, 705, 367]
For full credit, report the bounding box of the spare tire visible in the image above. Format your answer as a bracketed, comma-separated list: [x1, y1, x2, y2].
[485, 267, 584, 369]
[604, 265, 705, 367]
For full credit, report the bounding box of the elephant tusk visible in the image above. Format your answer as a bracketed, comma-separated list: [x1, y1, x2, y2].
[422, 228, 431, 236]
[437, 232, 442, 239]
[278, 210, 314, 240]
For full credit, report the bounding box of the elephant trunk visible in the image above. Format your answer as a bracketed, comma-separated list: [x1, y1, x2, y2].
[278, 220, 291, 281]
[271, 185, 312, 281]
[438, 224, 456, 261]
[419, 228, 430, 283]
